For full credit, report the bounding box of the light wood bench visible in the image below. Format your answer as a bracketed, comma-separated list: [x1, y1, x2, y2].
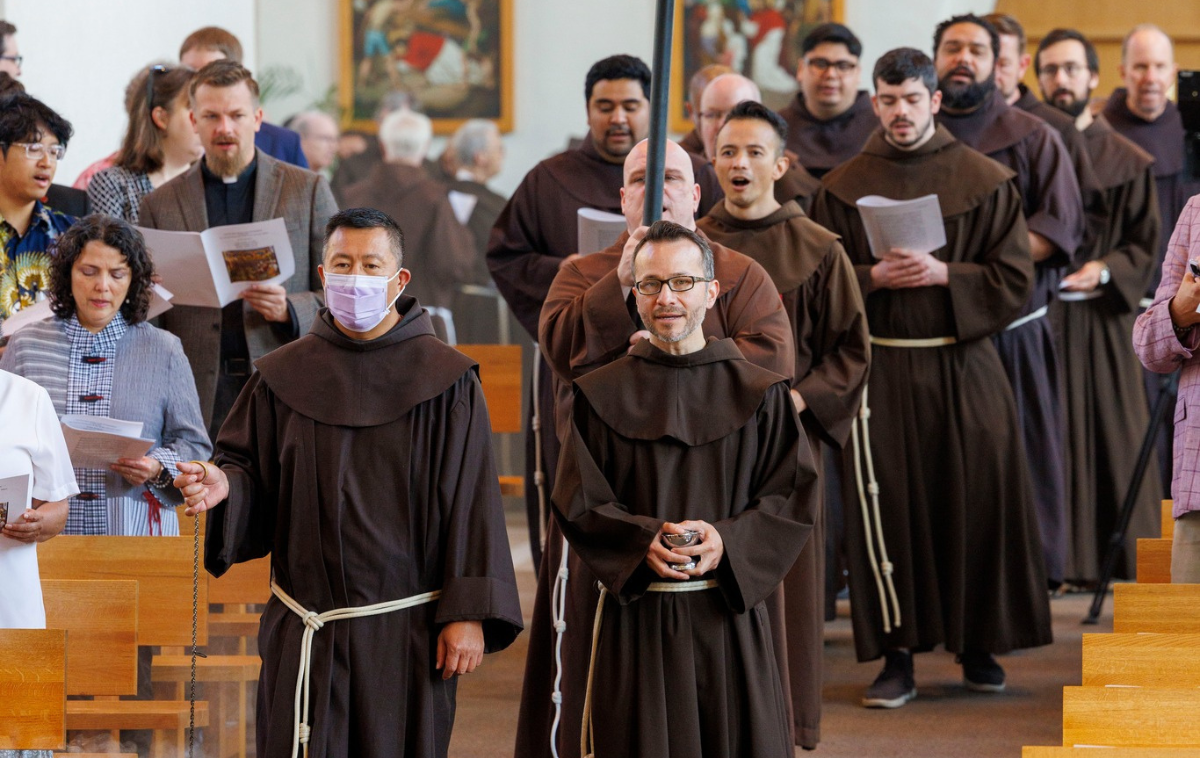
[457, 344, 524, 497]
[1062, 686, 1200, 748]
[0, 628, 66, 751]
[1113, 584, 1200, 634]
[1163, 499, 1174, 540]
[42, 579, 138, 696]
[1136, 538, 1173, 583]
[1026, 748, 1200, 757]
[1082, 632, 1200, 687]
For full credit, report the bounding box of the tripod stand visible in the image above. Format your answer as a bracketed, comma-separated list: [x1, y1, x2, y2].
[1084, 370, 1179, 624]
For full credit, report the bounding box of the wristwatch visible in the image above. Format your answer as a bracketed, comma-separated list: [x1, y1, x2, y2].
[1097, 264, 1111, 286]
[150, 462, 173, 489]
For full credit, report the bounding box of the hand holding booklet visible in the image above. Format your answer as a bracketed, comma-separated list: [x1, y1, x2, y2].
[855, 194, 947, 259]
[0, 473, 31, 525]
[60, 415, 155, 470]
[138, 218, 295, 308]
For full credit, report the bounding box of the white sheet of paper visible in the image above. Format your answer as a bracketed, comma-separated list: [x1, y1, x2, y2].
[60, 415, 154, 469]
[855, 194, 947, 259]
[447, 190, 479, 226]
[577, 208, 626, 256]
[147, 283, 174, 320]
[139, 218, 296, 308]
[0, 473, 31, 525]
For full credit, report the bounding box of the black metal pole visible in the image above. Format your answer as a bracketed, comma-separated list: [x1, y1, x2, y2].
[1083, 371, 1179, 624]
[643, 0, 676, 226]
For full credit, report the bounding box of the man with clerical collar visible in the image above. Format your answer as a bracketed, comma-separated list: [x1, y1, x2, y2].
[933, 14, 1084, 589]
[689, 72, 821, 212]
[698, 100, 868, 749]
[552, 218, 817, 757]
[776, 22, 877, 178]
[0, 93, 75, 340]
[175, 206, 523, 758]
[488, 54, 723, 570]
[811, 47, 1052, 709]
[1036, 28, 1163, 585]
[140, 60, 337, 439]
[517, 137, 794, 758]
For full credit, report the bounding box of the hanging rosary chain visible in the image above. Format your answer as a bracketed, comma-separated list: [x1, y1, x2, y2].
[188, 511, 207, 758]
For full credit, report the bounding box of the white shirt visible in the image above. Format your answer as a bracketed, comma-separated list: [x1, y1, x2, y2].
[0, 369, 79, 628]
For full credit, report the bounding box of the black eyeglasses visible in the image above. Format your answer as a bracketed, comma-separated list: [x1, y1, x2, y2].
[633, 276, 712, 296]
[806, 57, 857, 73]
[146, 64, 170, 112]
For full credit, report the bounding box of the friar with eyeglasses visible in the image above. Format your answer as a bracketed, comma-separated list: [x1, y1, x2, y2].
[552, 219, 817, 757]
[514, 137, 796, 758]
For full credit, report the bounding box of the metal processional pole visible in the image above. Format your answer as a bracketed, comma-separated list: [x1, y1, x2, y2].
[643, 0, 676, 226]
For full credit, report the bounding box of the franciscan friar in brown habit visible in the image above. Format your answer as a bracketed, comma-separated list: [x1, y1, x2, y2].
[177, 208, 522, 758]
[553, 219, 817, 758]
[811, 47, 1051, 710]
[698, 100, 869, 748]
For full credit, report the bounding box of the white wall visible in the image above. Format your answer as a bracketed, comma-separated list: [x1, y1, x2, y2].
[849, 0, 996, 86]
[6, 0, 257, 184]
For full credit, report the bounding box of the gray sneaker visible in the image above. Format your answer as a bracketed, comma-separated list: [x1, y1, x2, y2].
[957, 650, 1006, 693]
[862, 650, 917, 708]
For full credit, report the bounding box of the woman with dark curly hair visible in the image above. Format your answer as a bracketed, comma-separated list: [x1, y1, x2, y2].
[0, 214, 210, 535]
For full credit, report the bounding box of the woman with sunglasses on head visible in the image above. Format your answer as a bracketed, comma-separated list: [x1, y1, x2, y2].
[0, 214, 210, 536]
[87, 64, 202, 223]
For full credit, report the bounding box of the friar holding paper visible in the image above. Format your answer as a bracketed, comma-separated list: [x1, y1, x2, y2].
[810, 47, 1051, 709]
[553, 219, 817, 757]
[139, 60, 338, 438]
[175, 207, 523, 758]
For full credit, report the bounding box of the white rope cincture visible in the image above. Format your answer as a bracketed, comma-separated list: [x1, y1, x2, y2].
[580, 579, 717, 758]
[1004, 304, 1050, 331]
[548, 536, 570, 758]
[850, 387, 901, 634]
[271, 581, 442, 758]
[532, 344, 548, 547]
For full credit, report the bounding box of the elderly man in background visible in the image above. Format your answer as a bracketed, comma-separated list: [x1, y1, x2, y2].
[289, 110, 341, 176]
[679, 63, 734, 156]
[0, 20, 19, 78]
[342, 110, 475, 342]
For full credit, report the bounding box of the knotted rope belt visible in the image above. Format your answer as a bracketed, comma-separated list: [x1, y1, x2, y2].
[580, 578, 718, 758]
[270, 580, 442, 758]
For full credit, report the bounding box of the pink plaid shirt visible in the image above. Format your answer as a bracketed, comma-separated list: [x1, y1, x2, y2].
[1133, 195, 1200, 518]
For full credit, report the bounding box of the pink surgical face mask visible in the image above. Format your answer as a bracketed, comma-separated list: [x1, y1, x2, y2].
[323, 270, 403, 332]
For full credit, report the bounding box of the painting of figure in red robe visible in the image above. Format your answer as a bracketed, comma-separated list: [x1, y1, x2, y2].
[673, 0, 843, 130]
[341, 0, 513, 134]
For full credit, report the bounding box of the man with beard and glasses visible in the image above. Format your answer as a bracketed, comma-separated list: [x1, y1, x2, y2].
[1035, 28, 1163, 586]
[933, 14, 1084, 590]
[777, 23, 877, 178]
[687, 72, 820, 211]
[139, 60, 337, 438]
[811, 47, 1051, 709]
[487, 55, 723, 571]
[550, 219, 817, 758]
[517, 138, 794, 758]
[698, 100, 869, 748]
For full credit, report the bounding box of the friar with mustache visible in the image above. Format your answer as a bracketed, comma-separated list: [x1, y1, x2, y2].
[811, 47, 1052, 709]
[931, 13, 1085, 594]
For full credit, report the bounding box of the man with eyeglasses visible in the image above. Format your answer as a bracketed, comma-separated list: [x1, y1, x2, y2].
[0, 93, 75, 346]
[777, 22, 877, 178]
[516, 137, 794, 758]
[0, 20, 20, 78]
[698, 99, 868, 749]
[933, 13, 1085, 595]
[550, 218, 817, 757]
[1036, 28, 1163, 587]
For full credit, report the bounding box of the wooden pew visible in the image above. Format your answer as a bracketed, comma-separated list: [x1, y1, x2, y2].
[1136, 538, 1173, 583]
[456, 343, 524, 497]
[1081, 633, 1200, 687]
[1163, 499, 1174, 540]
[0, 628, 66, 751]
[42, 579, 138, 695]
[1026, 748, 1200, 757]
[1062, 686, 1200, 748]
[1113, 584, 1200, 634]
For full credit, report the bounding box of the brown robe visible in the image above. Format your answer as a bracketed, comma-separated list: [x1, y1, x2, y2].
[1057, 117, 1162, 581]
[341, 164, 477, 310]
[515, 231, 796, 758]
[205, 303, 523, 758]
[777, 90, 878, 178]
[937, 91, 1084, 582]
[486, 139, 724, 569]
[811, 125, 1052, 661]
[698, 200, 869, 748]
[554, 337, 817, 758]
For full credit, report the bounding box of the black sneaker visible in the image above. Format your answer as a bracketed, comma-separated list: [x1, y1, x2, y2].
[957, 650, 1006, 692]
[862, 649, 916, 708]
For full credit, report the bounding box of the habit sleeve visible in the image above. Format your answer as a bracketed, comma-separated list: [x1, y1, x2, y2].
[432, 372, 524, 649]
[539, 259, 636, 382]
[1104, 166, 1161, 313]
[1024, 125, 1085, 265]
[487, 171, 566, 338]
[205, 373, 279, 577]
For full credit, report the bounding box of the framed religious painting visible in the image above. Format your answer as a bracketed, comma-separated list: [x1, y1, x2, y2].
[671, 0, 845, 133]
[340, 0, 514, 135]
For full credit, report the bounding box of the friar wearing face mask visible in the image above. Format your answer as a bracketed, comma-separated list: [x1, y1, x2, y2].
[175, 207, 523, 758]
